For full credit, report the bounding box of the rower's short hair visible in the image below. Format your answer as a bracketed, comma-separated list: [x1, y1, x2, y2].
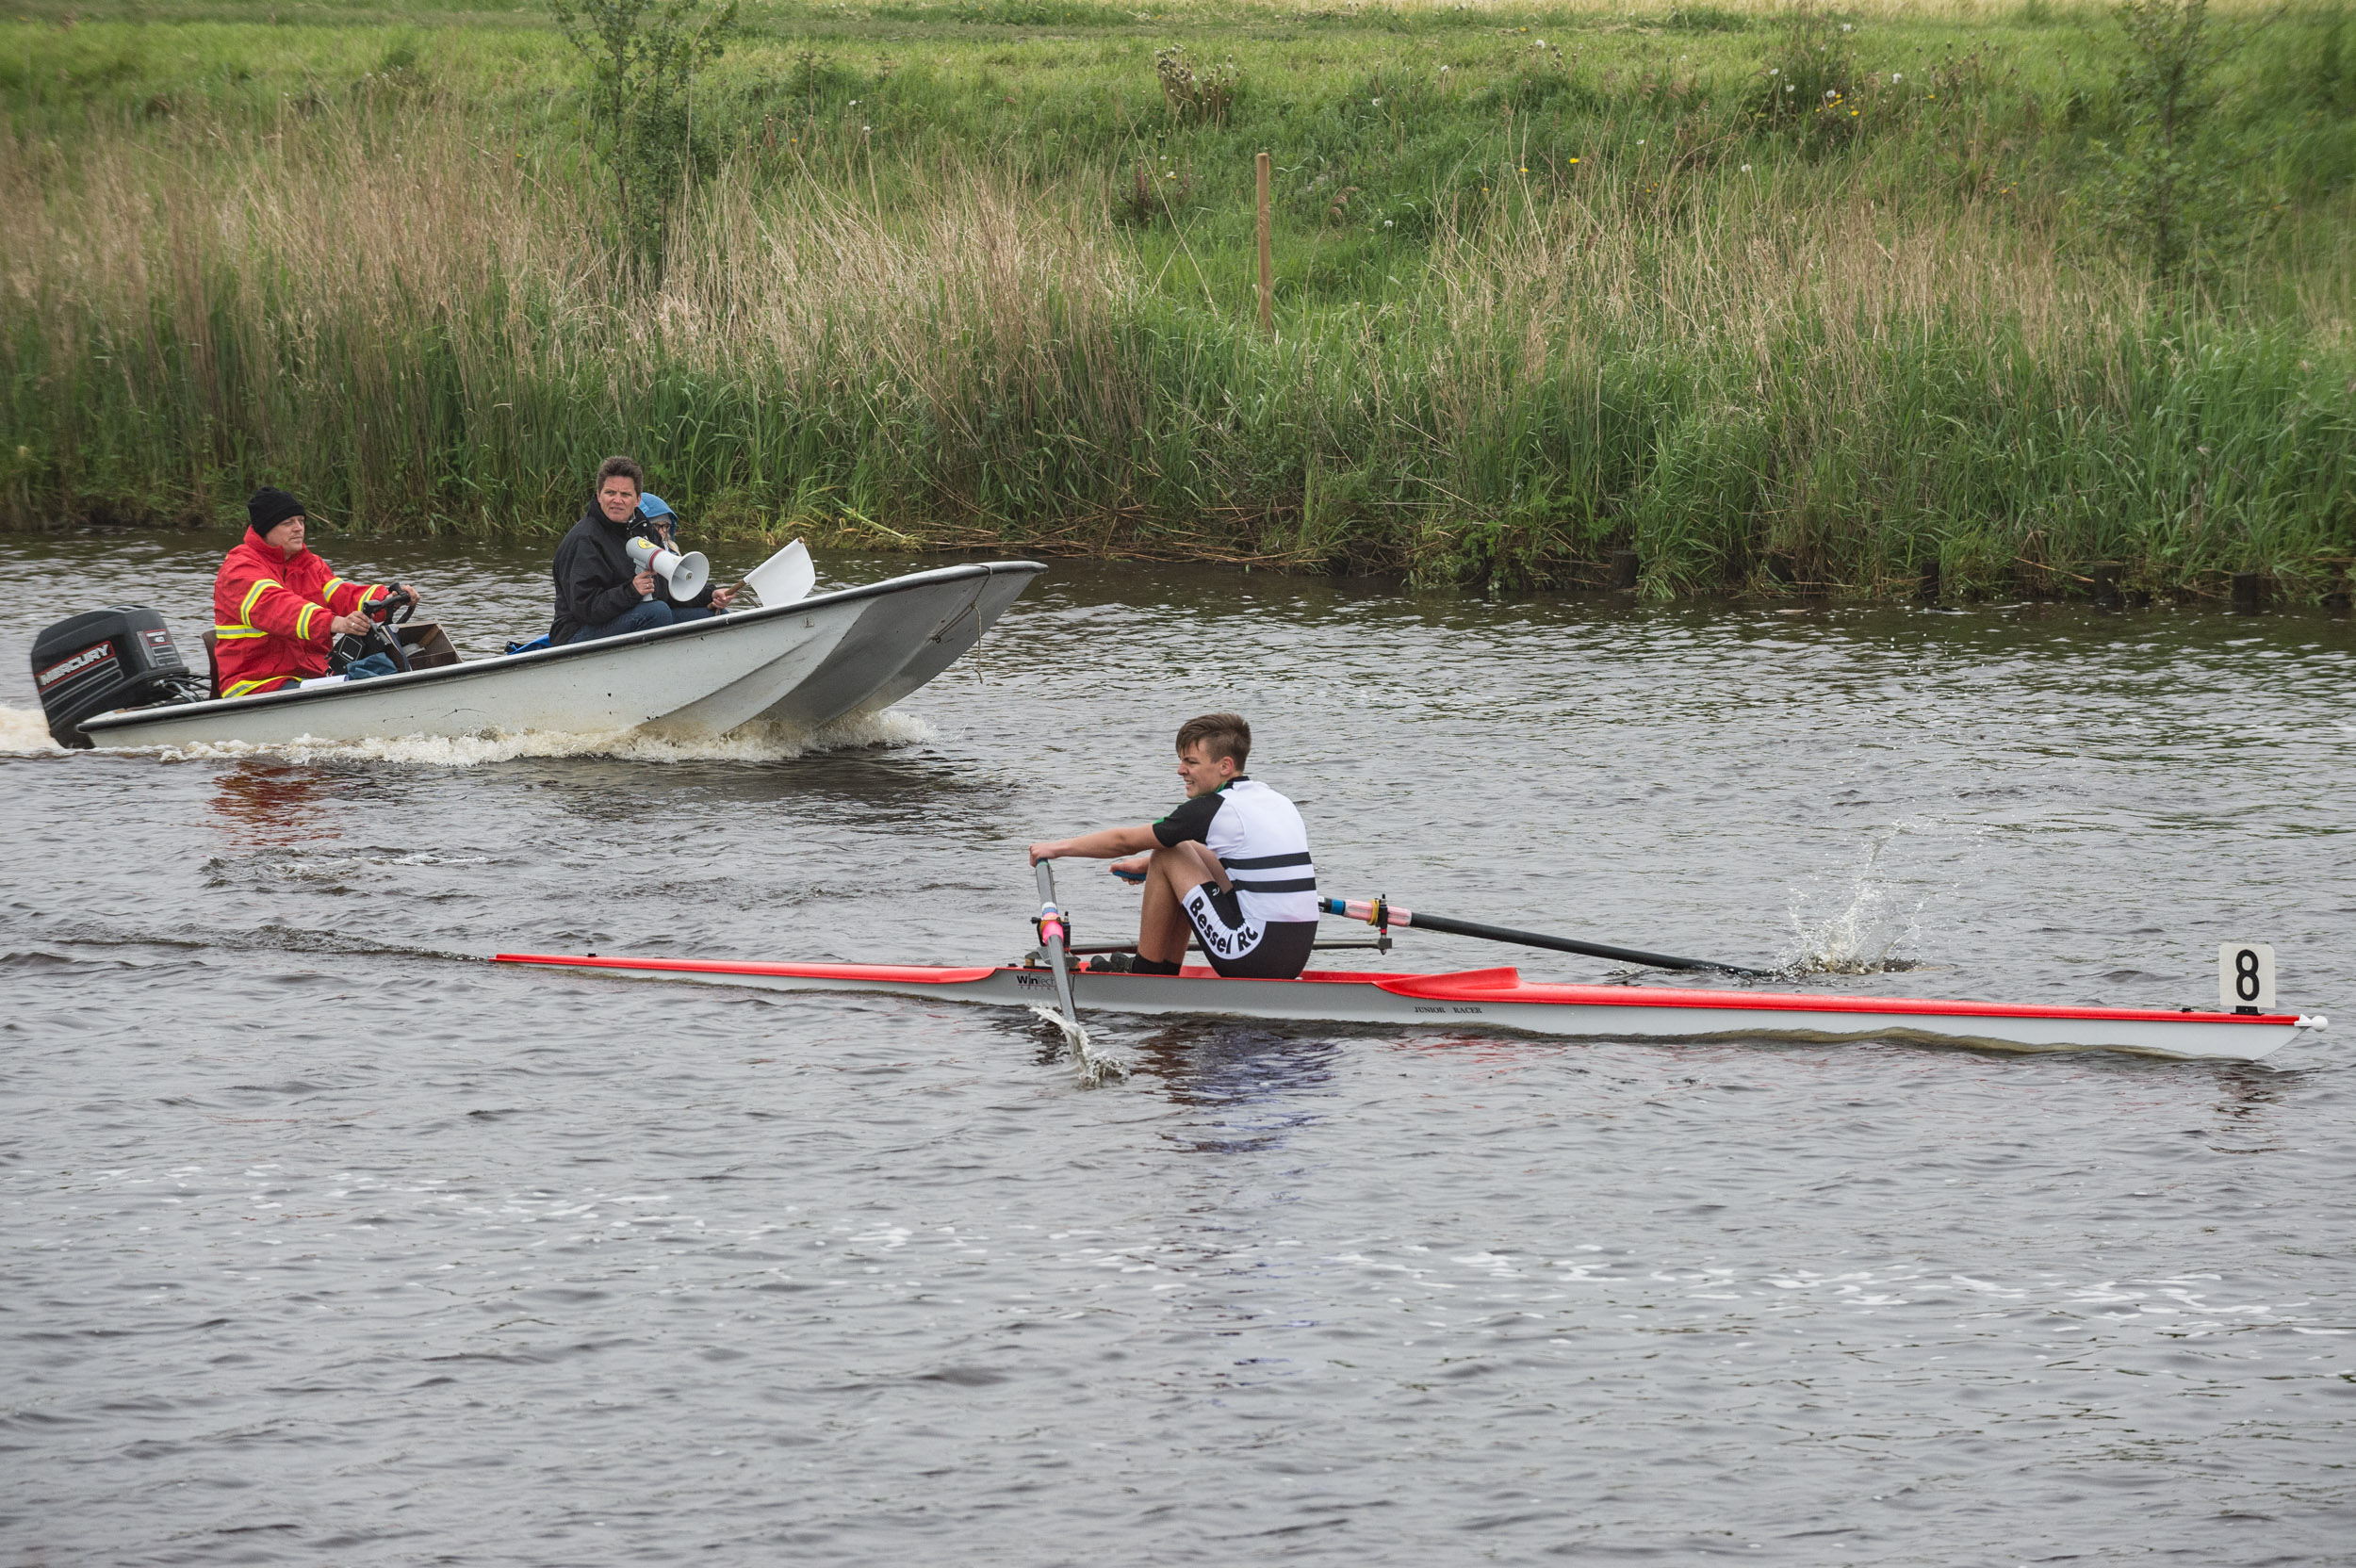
[1175, 712, 1251, 770]
[596, 455, 644, 494]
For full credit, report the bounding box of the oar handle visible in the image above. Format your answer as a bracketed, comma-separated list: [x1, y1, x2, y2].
[1321, 896, 1771, 978]
[1035, 860, 1069, 948]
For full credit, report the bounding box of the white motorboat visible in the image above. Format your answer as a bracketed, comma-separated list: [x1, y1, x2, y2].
[47, 559, 1044, 750]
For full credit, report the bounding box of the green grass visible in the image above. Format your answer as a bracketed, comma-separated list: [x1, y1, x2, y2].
[3, 0, 2352, 600]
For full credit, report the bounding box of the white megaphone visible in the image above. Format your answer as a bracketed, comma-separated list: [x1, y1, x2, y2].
[627, 535, 710, 603]
[740, 538, 815, 607]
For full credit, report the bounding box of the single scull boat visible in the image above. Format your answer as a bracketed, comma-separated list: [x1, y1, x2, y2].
[490, 950, 2324, 1062]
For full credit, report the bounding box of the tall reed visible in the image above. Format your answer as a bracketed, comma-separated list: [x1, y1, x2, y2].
[4, 89, 2349, 600]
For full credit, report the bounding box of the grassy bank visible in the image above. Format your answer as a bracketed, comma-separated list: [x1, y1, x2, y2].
[3, 0, 2352, 600]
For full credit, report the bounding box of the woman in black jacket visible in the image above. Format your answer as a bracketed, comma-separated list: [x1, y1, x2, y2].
[549, 456, 736, 644]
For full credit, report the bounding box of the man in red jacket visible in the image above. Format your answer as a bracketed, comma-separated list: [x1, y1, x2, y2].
[213, 488, 423, 697]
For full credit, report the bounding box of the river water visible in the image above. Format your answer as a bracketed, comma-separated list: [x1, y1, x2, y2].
[4, 530, 2352, 1566]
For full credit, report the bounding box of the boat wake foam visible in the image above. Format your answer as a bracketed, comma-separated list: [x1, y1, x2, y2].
[0, 707, 64, 754]
[13, 706, 935, 766]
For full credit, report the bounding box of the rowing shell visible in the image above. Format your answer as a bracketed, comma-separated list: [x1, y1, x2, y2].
[491, 954, 2326, 1062]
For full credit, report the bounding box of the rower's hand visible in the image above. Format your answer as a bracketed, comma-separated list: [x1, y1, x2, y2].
[1109, 856, 1149, 885]
[711, 585, 738, 611]
[330, 610, 371, 636]
[1027, 841, 1062, 866]
[632, 568, 658, 596]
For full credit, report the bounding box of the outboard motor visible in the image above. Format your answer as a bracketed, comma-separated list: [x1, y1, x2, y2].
[30, 606, 209, 749]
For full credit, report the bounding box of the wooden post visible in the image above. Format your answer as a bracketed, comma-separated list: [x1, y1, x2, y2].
[1255, 151, 1274, 336]
[2233, 572, 2264, 613]
[2091, 562, 2121, 609]
[1609, 548, 1640, 593]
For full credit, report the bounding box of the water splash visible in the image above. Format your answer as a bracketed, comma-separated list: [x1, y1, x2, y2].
[70, 708, 934, 767]
[1030, 1004, 1128, 1088]
[1783, 825, 1933, 975]
[0, 707, 65, 754]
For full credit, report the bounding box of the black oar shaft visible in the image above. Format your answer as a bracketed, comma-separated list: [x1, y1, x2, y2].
[1322, 896, 1770, 978]
[1407, 910, 1765, 976]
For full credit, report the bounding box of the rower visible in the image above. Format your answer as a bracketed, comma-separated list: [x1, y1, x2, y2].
[1026, 712, 1318, 979]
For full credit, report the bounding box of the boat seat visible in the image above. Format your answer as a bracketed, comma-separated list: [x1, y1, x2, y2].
[200, 629, 221, 700]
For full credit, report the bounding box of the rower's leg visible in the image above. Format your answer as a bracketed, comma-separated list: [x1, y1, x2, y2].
[1136, 846, 1202, 967]
[1175, 839, 1230, 892]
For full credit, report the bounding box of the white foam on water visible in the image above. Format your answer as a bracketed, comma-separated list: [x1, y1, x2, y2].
[243, 849, 496, 882]
[0, 707, 65, 754]
[149, 708, 936, 768]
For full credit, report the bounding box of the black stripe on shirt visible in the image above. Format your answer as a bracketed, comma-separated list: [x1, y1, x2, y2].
[1230, 876, 1318, 893]
[1220, 852, 1313, 870]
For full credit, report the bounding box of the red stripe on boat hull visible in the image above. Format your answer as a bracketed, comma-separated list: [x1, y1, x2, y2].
[1364, 966, 2296, 1026]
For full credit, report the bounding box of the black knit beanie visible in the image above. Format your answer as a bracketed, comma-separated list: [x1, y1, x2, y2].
[248, 487, 305, 535]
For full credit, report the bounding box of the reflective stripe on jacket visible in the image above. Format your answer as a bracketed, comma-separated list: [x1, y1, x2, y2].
[211, 528, 385, 697]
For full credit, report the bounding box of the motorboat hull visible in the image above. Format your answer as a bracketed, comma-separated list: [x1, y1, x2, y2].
[75, 561, 1044, 750]
[489, 954, 2323, 1063]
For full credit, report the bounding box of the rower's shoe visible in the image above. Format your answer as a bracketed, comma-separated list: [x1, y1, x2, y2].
[1086, 953, 1135, 973]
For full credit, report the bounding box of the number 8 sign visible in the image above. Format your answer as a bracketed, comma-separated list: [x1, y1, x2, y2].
[2218, 943, 2276, 1012]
